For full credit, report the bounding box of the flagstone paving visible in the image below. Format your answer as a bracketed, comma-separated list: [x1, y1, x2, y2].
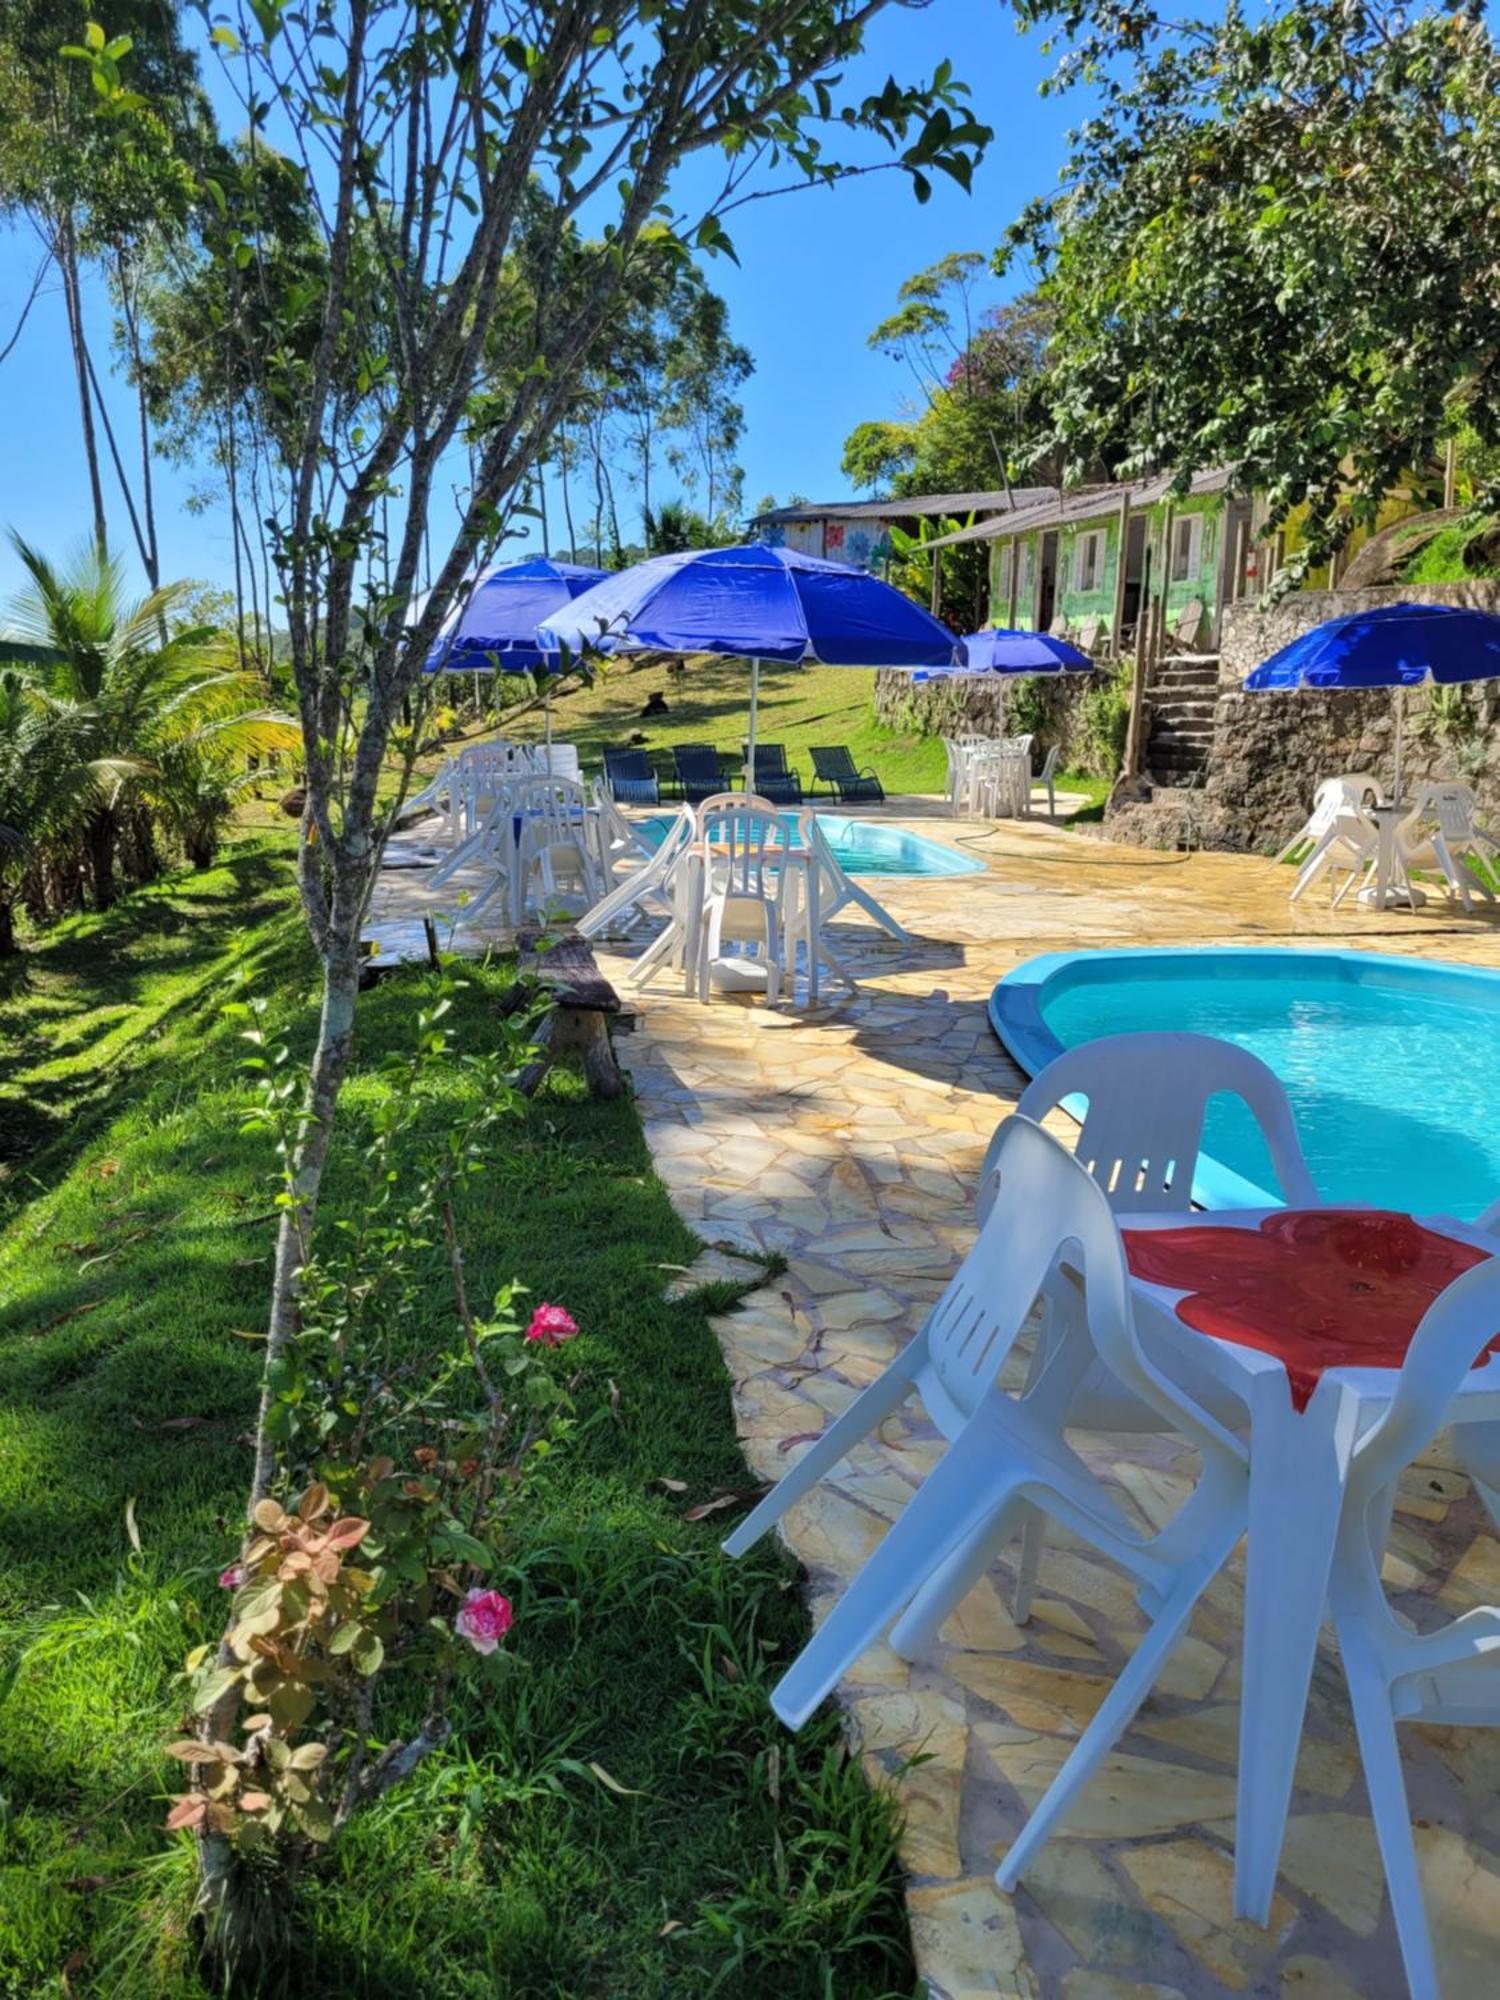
[378, 799, 1500, 1998]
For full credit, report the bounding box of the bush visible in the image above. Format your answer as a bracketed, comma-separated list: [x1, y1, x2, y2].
[1074, 657, 1134, 777]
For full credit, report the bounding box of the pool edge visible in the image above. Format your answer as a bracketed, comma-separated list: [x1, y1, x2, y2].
[987, 945, 1500, 1212]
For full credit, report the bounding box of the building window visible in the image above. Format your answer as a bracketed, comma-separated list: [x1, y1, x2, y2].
[1075, 529, 1105, 593]
[1169, 512, 1204, 584]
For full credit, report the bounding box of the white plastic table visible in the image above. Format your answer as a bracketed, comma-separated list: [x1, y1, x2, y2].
[1124, 1206, 1500, 1923]
[1358, 800, 1426, 911]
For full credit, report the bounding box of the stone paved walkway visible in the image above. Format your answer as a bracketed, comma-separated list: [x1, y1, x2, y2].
[377, 801, 1500, 1999]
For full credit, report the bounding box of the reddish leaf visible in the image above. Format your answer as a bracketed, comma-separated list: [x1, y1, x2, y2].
[165, 1796, 207, 1831]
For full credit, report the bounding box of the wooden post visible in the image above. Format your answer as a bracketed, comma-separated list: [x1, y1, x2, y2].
[1007, 537, 1020, 628]
[1121, 537, 1154, 780]
[1110, 488, 1131, 654]
[1444, 436, 1459, 511]
[1209, 498, 1231, 644]
[930, 542, 942, 617]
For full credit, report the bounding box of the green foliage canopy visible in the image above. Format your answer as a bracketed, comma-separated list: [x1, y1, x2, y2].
[1004, 0, 1500, 565]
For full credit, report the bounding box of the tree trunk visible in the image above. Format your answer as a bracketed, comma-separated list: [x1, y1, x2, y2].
[84, 809, 116, 909]
[57, 211, 108, 553]
[0, 896, 16, 957]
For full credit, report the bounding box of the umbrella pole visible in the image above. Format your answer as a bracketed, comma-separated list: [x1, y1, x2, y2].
[545, 680, 553, 762]
[746, 658, 761, 793]
[1392, 689, 1405, 807]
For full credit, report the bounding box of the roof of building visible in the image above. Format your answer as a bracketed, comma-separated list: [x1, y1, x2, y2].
[750, 487, 1059, 525]
[920, 468, 1239, 550]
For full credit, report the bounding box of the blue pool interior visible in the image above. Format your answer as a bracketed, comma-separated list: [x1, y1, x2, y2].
[640, 811, 984, 877]
[994, 949, 1500, 1221]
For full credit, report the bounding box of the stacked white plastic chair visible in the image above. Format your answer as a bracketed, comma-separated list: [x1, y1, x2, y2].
[731, 1116, 1249, 1894]
[1394, 781, 1500, 912]
[693, 793, 786, 1003]
[511, 774, 600, 921]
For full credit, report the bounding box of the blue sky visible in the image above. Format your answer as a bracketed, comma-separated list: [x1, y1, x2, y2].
[0, 0, 1070, 604]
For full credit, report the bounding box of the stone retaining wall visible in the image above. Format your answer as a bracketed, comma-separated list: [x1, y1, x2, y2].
[874, 665, 1098, 770]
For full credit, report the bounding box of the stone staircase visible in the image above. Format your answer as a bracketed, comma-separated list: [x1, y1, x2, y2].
[1144, 655, 1220, 785]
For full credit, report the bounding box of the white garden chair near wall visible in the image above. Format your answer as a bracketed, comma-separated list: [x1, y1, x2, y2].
[1031, 743, 1061, 819]
[1285, 775, 1382, 905]
[750, 1117, 1247, 1894]
[1394, 781, 1499, 914]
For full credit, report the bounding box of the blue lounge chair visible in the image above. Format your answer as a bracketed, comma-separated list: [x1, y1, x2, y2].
[602, 748, 660, 806]
[810, 745, 884, 803]
[742, 743, 804, 804]
[672, 744, 728, 805]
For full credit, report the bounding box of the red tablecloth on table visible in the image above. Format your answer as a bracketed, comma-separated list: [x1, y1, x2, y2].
[1123, 1209, 1496, 1410]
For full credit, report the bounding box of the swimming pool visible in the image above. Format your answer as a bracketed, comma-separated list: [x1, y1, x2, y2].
[640, 811, 985, 878]
[990, 947, 1500, 1219]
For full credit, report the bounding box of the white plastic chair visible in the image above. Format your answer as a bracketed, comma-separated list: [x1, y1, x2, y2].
[1324, 1256, 1500, 2000]
[1032, 743, 1061, 819]
[1395, 782, 1499, 914]
[1280, 774, 1381, 904]
[533, 741, 581, 783]
[576, 806, 697, 973]
[693, 794, 786, 1004]
[759, 1118, 1247, 1894]
[977, 1031, 1318, 1619]
[511, 775, 599, 920]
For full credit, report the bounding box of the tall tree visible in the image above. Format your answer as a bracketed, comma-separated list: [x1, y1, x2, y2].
[0, 3, 210, 574]
[1004, 0, 1500, 569]
[102, 1, 987, 1956]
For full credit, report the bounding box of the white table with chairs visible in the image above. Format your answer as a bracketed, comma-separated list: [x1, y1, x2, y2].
[725, 1028, 1500, 2000]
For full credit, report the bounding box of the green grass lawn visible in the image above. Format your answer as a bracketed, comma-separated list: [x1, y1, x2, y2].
[0, 833, 914, 1999]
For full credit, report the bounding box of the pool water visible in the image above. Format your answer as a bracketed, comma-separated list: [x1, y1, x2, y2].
[640, 811, 984, 877]
[1004, 950, 1500, 1221]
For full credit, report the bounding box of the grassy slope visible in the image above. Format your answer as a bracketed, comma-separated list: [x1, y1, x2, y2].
[0, 835, 912, 2000]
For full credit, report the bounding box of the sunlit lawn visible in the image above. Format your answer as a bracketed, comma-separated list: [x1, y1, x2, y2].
[0, 829, 914, 1998]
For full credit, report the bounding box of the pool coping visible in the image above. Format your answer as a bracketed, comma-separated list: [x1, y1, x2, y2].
[640, 808, 988, 877]
[988, 944, 1500, 1211]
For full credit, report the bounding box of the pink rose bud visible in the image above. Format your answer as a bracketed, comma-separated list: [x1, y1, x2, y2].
[455, 1587, 514, 1656]
[219, 1565, 244, 1590]
[524, 1302, 578, 1348]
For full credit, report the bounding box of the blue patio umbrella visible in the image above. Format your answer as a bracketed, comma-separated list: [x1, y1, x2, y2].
[1245, 602, 1500, 801]
[538, 542, 959, 776]
[423, 556, 608, 749]
[911, 627, 1096, 682]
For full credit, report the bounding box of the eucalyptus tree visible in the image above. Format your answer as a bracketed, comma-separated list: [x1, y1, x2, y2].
[1003, 0, 1500, 568]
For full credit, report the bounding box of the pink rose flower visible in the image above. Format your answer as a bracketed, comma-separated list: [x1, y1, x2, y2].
[525, 1302, 578, 1348]
[455, 1587, 513, 1656]
[219, 1564, 244, 1590]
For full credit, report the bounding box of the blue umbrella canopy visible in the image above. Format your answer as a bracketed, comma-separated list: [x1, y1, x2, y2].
[911, 627, 1096, 682]
[539, 543, 958, 778]
[1244, 601, 1500, 802]
[536, 543, 959, 669]
[424, 557, 609, 674]
[1245, 602, 1500, 691]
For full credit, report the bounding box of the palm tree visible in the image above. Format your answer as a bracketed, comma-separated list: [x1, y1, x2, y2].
[4, 536, 297, 908]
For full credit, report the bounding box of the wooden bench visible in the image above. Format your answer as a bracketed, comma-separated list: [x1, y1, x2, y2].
[499, 926, 632, 1099]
